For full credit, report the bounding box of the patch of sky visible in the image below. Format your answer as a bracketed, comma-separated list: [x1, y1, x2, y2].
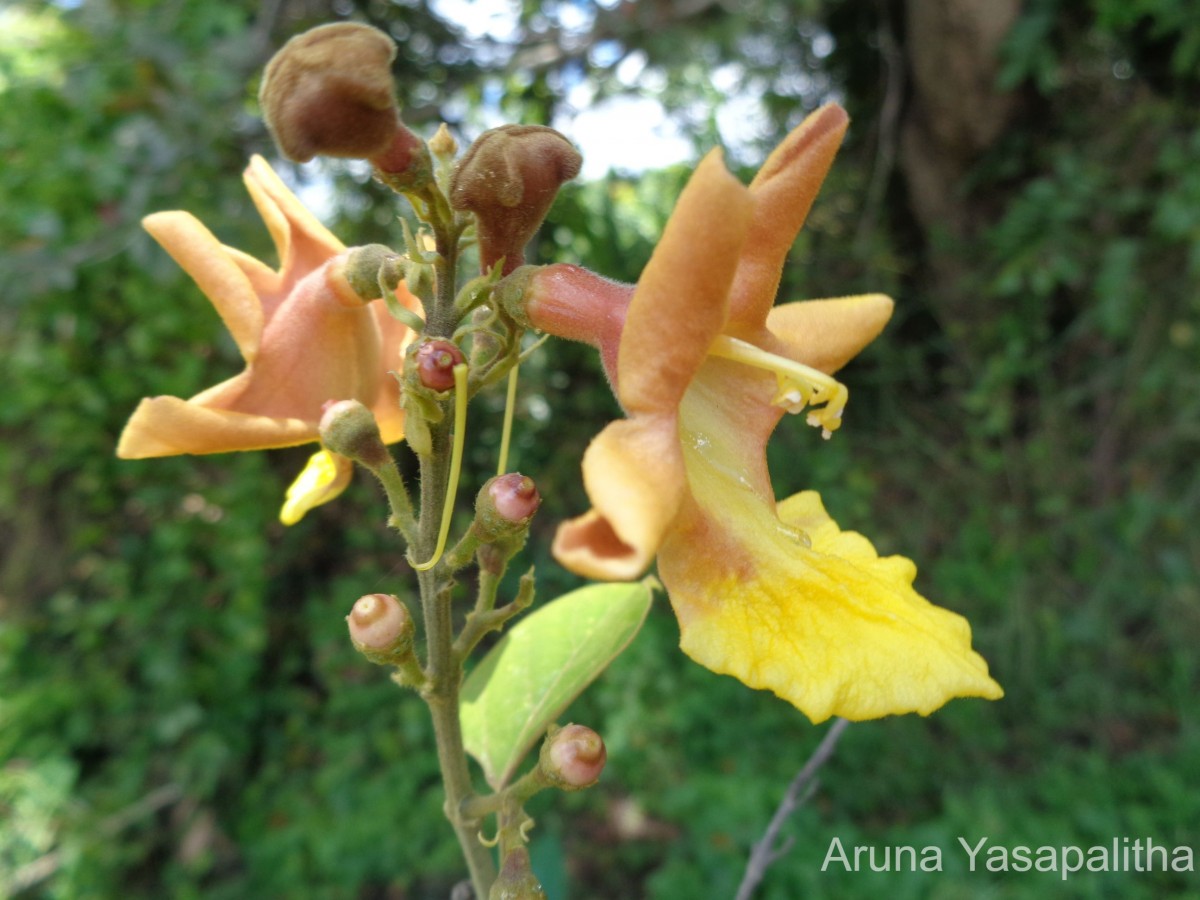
[431, 0, 519, 42]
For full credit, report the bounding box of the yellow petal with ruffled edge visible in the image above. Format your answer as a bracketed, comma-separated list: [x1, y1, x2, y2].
[658, 367, 1003, 723]
[279, 449, 354, 525]
[665, 488, 1002, 723]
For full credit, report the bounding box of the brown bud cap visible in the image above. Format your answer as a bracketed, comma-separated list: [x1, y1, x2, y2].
[319, 399, 390, 470]
[347, 593, 415, 665]
[450, 125, 582, 275]
[542, 723, 607, 789]
[415, 340, 466, 392]
[489, 847, 547, 900]
[259, 22, 401, 163]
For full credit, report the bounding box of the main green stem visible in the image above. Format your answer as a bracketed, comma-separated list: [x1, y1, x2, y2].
[416, 224, 496, 897]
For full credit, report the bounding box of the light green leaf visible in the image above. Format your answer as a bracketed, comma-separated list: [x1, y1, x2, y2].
[460, 580, 654, 789]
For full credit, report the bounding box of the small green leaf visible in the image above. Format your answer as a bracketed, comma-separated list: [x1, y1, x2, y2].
[461, 580, 654, 789]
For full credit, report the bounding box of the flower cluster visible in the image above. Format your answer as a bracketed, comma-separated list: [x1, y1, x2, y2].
[118, 35, 999, 725]
[119, 24, 1003, 894]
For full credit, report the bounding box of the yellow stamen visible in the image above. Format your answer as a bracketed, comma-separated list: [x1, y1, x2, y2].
[708, 334, 848, 438]
[497, 362, 519, 476]
[413, 363, 469, 571]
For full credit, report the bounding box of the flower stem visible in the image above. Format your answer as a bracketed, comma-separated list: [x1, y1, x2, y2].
[416, 421, 497, 896]
[410, 203, 497, 897]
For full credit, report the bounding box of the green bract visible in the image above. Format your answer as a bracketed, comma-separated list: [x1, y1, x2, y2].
[461, 581, 654, 789]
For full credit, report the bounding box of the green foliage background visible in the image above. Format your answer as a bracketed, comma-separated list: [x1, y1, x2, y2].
[2, 0, 1197, 897]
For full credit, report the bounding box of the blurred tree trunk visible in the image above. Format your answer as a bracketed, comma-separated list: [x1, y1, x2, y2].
[898, 0, 1021, 351]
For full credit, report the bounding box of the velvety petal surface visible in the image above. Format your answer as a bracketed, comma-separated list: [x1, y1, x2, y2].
[616, 150, 752, 413]
[243, 154, 344, 281]
[765, 294, 894, 374]
[552, 414, 684, 580]
[119, 156, 415, 462]
[116, 397, 316, 457]
[220, 261, 382, 420]
[142, 211, 265, 361]
[727, 105, 849, 337]
[548, 152, 753, 579]
[369, 298, 416, 444]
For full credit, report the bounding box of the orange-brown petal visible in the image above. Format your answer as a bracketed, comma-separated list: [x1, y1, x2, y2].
[117, 396, 316, 457]
[223, 261, 382, 421]
[143, 211, 264, 361]
[552, 413, 685, 580]
[243, 155, 344, 281]
[727, 105, 849, 335]
[369, 291, 419, 444]
[616, 150, 752, 415]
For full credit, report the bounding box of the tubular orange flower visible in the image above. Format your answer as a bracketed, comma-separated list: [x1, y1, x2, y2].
[523, 105, 1003, 721]
[117, 156, 419, 521]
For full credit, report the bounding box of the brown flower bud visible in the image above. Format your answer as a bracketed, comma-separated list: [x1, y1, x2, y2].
[259, 23, 404, 163]
[541, 723, 607, 789]
[319, 399, 391, 470]
[450, 125, 582, 275]
[415, 340, 466, 392]
[347, 593, 414, 665]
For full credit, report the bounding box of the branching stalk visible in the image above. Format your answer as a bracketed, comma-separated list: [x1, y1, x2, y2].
[409, 197, 498, 897]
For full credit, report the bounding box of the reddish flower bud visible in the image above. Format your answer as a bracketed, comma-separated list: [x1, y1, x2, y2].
[472, 473, 540, 551]
[347, 593, 414, 665]
[542, 723, 607, 789]
[450, 125, 582, 275]
[319, 399, 390, 470]
[415, 340, 466, 392]
[259, 23, 405, 163]
[488, 473, 541, 524]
